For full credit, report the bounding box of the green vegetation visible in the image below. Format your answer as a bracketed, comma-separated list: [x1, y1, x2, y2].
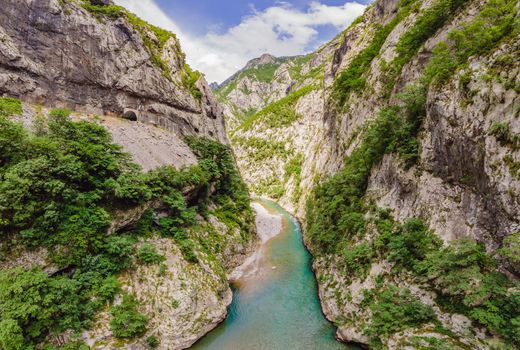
[307, 0, 520, 345]
[384, 0, 471, 93]
[232, 136, 290, 162]
[240, 85, 316, 131]
[137, 243, 165, 265]
[181, 64, 203, 100]
[242, 62, 282, 83]
[0, 97, 22, 117]
[0, 267, 120, 349]
[80, 2, 125, 19]
[216, 80, 238, 100]
[146, 336, 159, 348]
[365, 211, 520, 346]
[500, 232, 520, 264]
[332, 0, 420, 106]
[362, 285, 436, 348]
[306, 106, 402, 253]
[284, 154, 304, 204]
[0, 102, 252, 348]
[184, 136, 255, 240]
[421, 0, 517, 88]
[110, 294, 148, 339]
[504, 155, 520, 179]
[288, 54, 317, 82]
[489, 122, 520, 150]
[252, 177, 286, 200]
[343, 242, 374, 279]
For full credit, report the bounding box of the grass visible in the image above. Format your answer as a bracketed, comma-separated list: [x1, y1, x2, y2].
[239, 85, 316, 131]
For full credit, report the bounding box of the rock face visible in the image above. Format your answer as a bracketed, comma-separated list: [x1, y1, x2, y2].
[83, 218, 254, 350]
[215, 53, 316, 130]
[0, 2, 256, 349]
[0, 0, 226, 142]
[220, 0, 519, 347]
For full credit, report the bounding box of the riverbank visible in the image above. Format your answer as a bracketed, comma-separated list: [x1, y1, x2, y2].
[191, 199, 357, 349]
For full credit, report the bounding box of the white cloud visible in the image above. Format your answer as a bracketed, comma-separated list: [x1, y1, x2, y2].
[113, 0, 366, 83]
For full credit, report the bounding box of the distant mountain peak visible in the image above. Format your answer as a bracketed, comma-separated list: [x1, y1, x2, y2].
[244, 53, 277, 70]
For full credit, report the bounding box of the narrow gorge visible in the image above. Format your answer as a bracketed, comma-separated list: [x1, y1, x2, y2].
[0, 0, 518, 349]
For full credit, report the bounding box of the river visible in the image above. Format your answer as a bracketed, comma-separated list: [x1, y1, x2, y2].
[191, 199, 359, 350]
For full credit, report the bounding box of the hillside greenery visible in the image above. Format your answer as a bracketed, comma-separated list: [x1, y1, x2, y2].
[332, 0, 421, 107]
[239, 85, 316, 131]
[306, 0, 520, 346]
[0, 101, 252, 349]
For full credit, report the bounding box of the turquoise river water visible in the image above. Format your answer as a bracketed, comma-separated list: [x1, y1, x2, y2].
[191, 200, 359, 350]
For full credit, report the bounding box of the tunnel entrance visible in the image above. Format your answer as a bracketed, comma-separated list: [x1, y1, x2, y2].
[123, 110, 138, 121]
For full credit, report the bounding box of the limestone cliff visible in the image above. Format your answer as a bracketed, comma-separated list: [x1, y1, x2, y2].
[220, 0, 519, 348]
[0, 0, 226, 142]
[0, 1, 255, 350]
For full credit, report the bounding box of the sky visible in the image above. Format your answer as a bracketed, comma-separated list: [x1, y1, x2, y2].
[113, 0, 368, 83]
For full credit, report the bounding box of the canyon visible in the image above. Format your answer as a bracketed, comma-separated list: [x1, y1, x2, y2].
[0, 0, 518, 349]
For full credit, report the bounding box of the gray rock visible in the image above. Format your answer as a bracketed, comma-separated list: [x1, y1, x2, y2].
[0, 0, 227, 143]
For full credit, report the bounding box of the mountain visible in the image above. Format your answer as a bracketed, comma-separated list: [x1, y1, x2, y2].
[215, 53, 322, 129]
[0, 1, 255, 349]
[218, 0, 520, 348]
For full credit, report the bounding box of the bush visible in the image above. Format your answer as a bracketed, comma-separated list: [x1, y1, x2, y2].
[181, 64, 202, 100]
[0, 97, 22, 117]
[110, 294, 148, 339]
[0, 319, 24, 350]
[343, 242, 374, 279]
[146, 336, 159, 348]
[500, 232, 520, 264]
[420, 239, 519, 344]
[489, 122, 520, 150]
[364, 285, 436, 348]
[0, 114, 251, 348]
[137, 243, 164, 265]
[388, 0, 471, 85]
[385, 218, 442, 272]
[0, 267, 111, 346]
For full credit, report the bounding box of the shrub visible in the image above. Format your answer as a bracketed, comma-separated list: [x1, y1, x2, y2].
[364, 285, 436, 348]
[388, 0, 471, 86]
[137, 243, 164, 265]
[0, 114, 251, 348]
[385, 218, 442, 273]
[110, 294, 149, 339]
[489, 122, 520, 150]
[0, 319, 24, 350]
[243, 62, 281, 83]
[0, 267, 111, 346]
[343, 242, 374, 279]
[500, 232, 520, 264]
[181, 64, 203, 100]
[146, 336, 159, 348]
[0, 97, 22, 117]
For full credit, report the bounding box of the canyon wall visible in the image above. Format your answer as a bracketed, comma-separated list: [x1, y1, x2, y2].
[220, 0, 519, 348]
